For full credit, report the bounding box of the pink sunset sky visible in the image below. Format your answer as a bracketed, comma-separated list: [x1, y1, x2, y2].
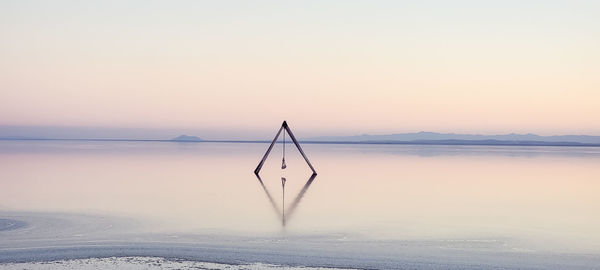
[1, 1, 599, 139]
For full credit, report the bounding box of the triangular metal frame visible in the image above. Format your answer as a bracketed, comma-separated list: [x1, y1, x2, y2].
[254, 121, 317, 175]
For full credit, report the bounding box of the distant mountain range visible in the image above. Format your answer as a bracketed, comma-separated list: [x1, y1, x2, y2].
[2, 131, 599, 147]
[308, 132, 600, 145]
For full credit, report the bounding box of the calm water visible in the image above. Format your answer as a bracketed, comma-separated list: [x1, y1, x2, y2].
[1, 140, 600, 255]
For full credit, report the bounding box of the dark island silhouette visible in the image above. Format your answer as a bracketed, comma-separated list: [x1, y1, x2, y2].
[170, 135, 204, 142]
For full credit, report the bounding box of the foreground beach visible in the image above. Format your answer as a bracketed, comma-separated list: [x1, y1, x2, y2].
[1, 257, 354, 270]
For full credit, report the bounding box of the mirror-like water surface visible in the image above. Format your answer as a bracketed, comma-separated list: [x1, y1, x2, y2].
[1, 140, 600, 268]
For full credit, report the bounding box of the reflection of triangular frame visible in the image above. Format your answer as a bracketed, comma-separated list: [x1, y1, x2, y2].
[254, 121, 317, 175]
[255, 173, 317, 226]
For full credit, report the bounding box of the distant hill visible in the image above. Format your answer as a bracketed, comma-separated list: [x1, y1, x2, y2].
[353, 139, 598, 147]
[171, 135, 203, 142]
[308, 131, 600, 144]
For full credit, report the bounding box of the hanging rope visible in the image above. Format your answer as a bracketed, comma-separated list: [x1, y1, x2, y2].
[281, 128, 287, 169]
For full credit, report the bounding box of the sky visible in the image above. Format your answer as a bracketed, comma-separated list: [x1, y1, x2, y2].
[1, 1, 599, 140]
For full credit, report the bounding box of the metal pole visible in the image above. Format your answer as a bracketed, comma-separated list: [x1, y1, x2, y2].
[282, 121, 317, 174]
[254, 125, 284, 174]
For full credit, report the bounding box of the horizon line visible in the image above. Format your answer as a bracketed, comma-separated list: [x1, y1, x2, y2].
[1, 137, 599, 148]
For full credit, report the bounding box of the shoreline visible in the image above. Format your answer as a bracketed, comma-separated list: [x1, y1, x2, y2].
[0, 257, 358, 270]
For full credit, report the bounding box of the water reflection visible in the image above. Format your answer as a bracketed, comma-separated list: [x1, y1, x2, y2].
[2, 140, 600, 253]
[254, 173, 317, 226]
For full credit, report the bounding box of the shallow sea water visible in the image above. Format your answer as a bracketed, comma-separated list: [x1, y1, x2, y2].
[1, 140, 600, 269]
